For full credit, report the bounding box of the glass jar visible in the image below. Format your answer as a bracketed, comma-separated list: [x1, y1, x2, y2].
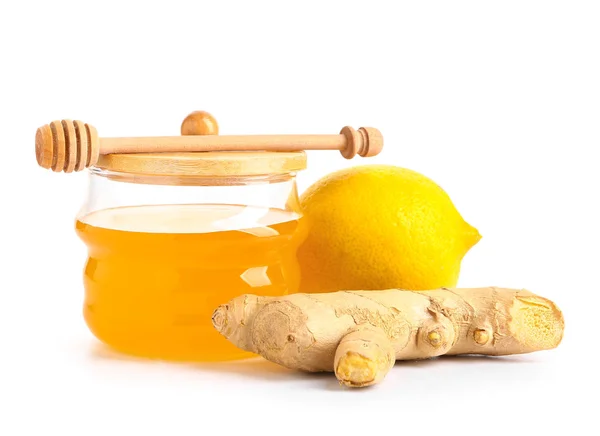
[75, 151, 308, 361]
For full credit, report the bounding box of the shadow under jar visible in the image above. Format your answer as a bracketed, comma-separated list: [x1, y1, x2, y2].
[75, 151, 309, 361]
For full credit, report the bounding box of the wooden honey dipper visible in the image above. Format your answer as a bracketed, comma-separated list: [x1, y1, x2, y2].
[35, 111, 384, 173]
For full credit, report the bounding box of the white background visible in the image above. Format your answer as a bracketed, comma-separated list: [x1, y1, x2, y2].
[1, 1, 598, 435]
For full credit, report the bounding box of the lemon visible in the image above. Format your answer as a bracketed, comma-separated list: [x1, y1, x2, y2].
[297, 165, 480, 292]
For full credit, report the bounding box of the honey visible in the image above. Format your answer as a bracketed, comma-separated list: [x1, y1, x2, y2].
[76, 204, 308, 361]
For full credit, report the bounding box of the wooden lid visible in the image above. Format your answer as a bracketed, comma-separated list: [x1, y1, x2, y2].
[95, 151, 307, 177]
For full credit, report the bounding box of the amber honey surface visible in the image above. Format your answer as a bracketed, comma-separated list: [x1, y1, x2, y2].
[76, 204, 307, 361]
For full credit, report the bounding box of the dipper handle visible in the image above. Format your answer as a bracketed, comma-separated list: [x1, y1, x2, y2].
[35, 113, 383, 173]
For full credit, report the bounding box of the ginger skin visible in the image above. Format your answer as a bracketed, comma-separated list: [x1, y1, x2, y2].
[212, 287, 564, 387]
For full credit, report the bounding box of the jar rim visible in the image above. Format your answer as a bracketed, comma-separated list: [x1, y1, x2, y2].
[94, 151, 307, 177]
[89, 167, 299, 187]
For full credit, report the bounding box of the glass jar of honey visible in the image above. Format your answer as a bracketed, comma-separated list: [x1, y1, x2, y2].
[75, 151, 308, 361]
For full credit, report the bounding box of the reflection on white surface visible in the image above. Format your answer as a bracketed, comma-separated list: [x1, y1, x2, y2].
[240, 266, 271, 288]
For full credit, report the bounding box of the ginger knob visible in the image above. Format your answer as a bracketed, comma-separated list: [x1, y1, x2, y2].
[473, 328, 491, 345]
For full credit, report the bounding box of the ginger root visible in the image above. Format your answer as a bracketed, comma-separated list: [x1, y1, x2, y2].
[212, 287, 564, 387]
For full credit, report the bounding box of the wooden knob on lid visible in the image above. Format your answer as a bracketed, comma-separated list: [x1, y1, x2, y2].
[181, 111, 219, 136]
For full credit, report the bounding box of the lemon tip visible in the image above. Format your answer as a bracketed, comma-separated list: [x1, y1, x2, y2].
[464, 222, 482, 249]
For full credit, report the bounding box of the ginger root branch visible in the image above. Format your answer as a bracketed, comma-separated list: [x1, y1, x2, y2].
[334, 324, 395, 387]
